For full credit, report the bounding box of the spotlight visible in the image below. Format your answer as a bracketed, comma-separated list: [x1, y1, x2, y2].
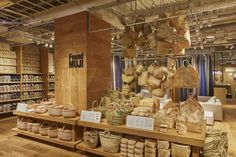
[49, 44, 53, 48]
[45, 43, 48, 47]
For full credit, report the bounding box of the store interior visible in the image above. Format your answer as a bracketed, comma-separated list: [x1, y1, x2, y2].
[0, 0, 235, 157]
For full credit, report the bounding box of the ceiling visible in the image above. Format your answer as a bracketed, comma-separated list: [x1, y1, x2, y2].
[0, 0, 235, 61]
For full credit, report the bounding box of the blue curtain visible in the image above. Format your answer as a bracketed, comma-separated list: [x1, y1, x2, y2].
[113, 55, 123, 90]
[199, 57, 207, 95]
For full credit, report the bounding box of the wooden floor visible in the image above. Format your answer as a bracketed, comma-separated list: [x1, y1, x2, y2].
[0, 117, 87, 157]
[0, 105, 235, 157]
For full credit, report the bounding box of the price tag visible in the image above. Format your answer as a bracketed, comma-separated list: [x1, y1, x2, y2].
[126, 115, 154, 131]
[16, 103, 28, 112]
[80, 110, 101, 123]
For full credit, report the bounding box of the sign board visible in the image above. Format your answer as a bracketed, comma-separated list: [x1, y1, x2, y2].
[16, 103, 28, 112]
[69, 53, 84, 68]
[80, 110, 101, 123]
[126, 115, 154, 131]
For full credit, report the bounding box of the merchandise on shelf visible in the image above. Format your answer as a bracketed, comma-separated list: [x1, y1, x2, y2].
[0, 75, 20, 82]
[0, 93, 20, 101]
[22, 91, 44, 99]
[22, 74, 43, 82]
[22, 83, 43, 91]
[0, 84, 20, 92]
[22, 45, 41, 73]
[0, 102, 17, 112]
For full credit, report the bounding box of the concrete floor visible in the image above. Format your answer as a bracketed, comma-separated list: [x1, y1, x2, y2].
[0, 105, 235, 157]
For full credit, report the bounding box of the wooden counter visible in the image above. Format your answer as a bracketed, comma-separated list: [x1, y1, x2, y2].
[78, 119, 206, 147]
[13, 110, 79, 125]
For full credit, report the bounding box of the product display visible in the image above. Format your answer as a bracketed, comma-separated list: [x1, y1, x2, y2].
[1, 1, 234, 156]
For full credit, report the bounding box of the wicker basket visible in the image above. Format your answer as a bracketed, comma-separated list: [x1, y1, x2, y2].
[99, 130, 122, 153]
[84, 130, 99, 149]
[106, 110, 125, 126]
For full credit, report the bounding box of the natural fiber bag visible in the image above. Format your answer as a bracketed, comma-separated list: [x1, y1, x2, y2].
[99, 130, 122, 153]
[156, 41, 171, 55]
[158, 149, 170, 157]
[128, 30, 139, 41]
[168, 15, 186, 30]
[171, 143, 191, 157]
[122, 74, 135, 84]
[153, 67, 168, 79]
[142, 24, 152, 37]
[145, 139, 156, 148]
[147, 75, 161, 89]
[148, 64, 158, 74]
[84, 130, 99, 148]
[151, 88, 165, 97]
[147, 33, 157, 48]
[135, 64, 144, 74]
[124, 67, 135, 76]
[122, 33, 133, 47]
[138, 71, 148, 86]
[178, 96, 204, 133]
[134, 17, 145, 32]
[123, 46, 136, 58]
[174, 63, 199, 88]
[136, 36, 146, 47]
[157, 140, 170, 149]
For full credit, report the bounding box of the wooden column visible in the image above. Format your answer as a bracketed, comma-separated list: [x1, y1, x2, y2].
[55, 11, 111, 113]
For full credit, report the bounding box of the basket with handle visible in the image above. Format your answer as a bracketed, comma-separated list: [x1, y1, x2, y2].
[99, 129, 122, 153]
[91, 100, 106, 118]
[105, 102, 126, 126]
[40, 121, 50, 136]
[84, 130, 99, 148]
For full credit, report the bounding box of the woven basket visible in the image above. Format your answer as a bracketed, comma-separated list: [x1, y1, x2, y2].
[84, 130, 99, 149]
[99, 130, 122, 153]
[106, 110, 125, 126]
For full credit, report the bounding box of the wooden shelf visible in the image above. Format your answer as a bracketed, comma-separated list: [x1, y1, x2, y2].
[0, 73, 20, 75]
[48, 80, 55, 82]
[13, 111, 80, 125]
[0, 99, 20, 103]
[22, 97, 44, 101]
[0, 90, 21, 94]
[78, 119, 206, 147]
[76, 142, 121, 157]
[0, 82, 20, 84]
[0, 64, 17, 67]
[22, 73, 43, 75]
[12, 128, 81, 149]
[22, 81, 44, 83]
[0, 111, 13, 115]
[22, 89, 44, 92]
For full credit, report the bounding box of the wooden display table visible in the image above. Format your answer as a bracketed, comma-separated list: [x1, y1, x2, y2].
[13, 110, 82, 149]
[77, 119, 206, 157]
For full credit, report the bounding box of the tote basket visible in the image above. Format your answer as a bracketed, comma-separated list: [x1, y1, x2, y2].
[84, 130, 99, 149]
[106, 110, 125, 126]
[99, 130, 122, 153]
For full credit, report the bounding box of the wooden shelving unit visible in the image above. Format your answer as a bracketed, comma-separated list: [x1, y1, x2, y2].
[13, 111, 83, 149]
[0, 90, 21, 94]
[0, 99, 21, 103]
[76, 142, 121, 157]
[77, 119, 206, 157]
[0, 82, 20, 84]
[13, 111, 80, 125]
[78, 119, 206, 147]
[12, 128, 81, 149]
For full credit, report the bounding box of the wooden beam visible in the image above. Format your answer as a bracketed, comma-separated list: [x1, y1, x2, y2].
[23, 0, 134, 27]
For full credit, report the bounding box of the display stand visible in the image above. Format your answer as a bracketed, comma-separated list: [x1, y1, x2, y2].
[13, 110, 82, 149]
